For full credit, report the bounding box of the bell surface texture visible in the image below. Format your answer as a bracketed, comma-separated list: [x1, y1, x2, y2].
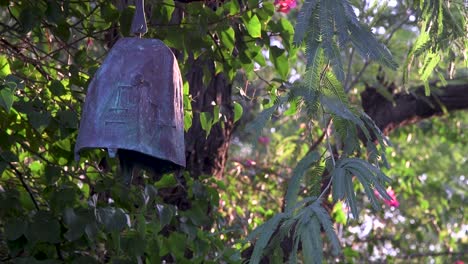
[75, 37, 185, 169]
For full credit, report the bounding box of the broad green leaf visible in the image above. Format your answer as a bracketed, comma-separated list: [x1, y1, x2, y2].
[269, 46, 289, 80]
[97, 207, 129, 232]
[63, 208, 87, 241]
[200, 111, 213, 137]
[233, 101, 243, 123]
[53, 21, 72, 42]
[49, 80, 66, 96]
[0, 55, 11, 77]
[101, 3, 119, 23]
[157, 204, 175, 228]
[19, 7, 41, 33]
[244, 14, 261, 38]
[45, 0, 64, 24]
[25, 211, 61, 243]
[219, 27, 236, 54]
[5, 218, 27, 240]
[120, 6, 135, 36]
[154, 173, 177, 188]
[152, 0, 175, 23]
[0, 88, 14, 113]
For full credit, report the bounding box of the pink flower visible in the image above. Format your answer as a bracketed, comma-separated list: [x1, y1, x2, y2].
[245, 159, 256, 167]
[274, 0, 297, 13]
[258, 136, 270, 145]
[374, 187, 400, 207]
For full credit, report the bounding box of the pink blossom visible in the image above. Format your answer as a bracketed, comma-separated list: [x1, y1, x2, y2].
[274, 0, 297, 13]
[258, 136, 270, 145]
[245, 159, 256, 167]
[374, 187, 400, 207]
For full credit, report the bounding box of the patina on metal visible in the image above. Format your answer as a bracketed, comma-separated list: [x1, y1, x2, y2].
[75, 0, 185, 183]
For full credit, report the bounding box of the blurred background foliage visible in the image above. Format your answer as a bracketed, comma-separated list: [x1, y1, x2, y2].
[0, 0, 467, 263]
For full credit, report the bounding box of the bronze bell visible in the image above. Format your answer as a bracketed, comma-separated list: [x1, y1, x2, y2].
[75, 1, 185, 183]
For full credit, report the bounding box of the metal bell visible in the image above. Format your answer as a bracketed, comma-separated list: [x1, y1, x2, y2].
[74, 37, 186, 175]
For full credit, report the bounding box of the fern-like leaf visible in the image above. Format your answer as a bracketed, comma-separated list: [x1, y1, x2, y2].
[300, 215, 322, 264]
[284, 151, 320, 212]
[248, 213, 285, 264]
[310, 201, 341, 255]
[347, 23, 399, 70]
[293, 0, 319, 45]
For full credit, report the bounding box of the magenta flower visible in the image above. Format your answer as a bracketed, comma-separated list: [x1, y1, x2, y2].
[245, 159, 256, 167]
[258, 136, 270, 145]
[274, 0, 297, 13]
[375, 187, 400, 207]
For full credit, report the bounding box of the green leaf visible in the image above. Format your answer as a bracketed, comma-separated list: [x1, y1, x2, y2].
[300, 216, 322, 264]
[157, 204, 175, 228]
[122, 232, 147, 257]
[0, 88, 14, 113]
[152, 0, 175, 24]
[233, 101, 243, 123]
[97, 207, 129, 232]
[331, 167, 346, 201]
[101, 3, 119, 23]
[5, 218, 27, 240]
[0, 55, 11, 77]
[63, 208, 87, 241]
[120, 6, 135, 37]
[53, 21, 71, 42]
[28, 111, 51, 133]
[25, 211, 61, 243]
[19, 7, 41, 33]
[249, 213, 285, 264]
[244, 14, 262, 38]
[269, 46, 289, 80]
[311, 202, 341, 255]
[284, 151, 320, 212]
[200, 111, 213, 137]
[49, 80, 66, 96]
[293, 0, 319, 45]
[219, 27, 236, 54]
[45, 0, 64, 24]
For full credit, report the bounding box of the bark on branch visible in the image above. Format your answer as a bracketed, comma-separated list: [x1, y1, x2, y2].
[361, 81, 468, 135]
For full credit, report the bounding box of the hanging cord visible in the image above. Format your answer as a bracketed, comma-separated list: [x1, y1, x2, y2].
[131, 0, 148, 37]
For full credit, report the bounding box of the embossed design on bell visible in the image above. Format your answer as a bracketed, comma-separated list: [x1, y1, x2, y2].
[74, 38, 186, 174]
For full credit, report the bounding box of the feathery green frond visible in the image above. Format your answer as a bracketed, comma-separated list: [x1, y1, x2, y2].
[305, 11, 322, 69]
[300, 215, 322, 264]
[332, 167, 346, 202]
[347, 23, 399, 70]
[284, 151, 320, 212]
[344, 173, 358, 218]
[319, 0, 345, 81]
[310, 202, 341, 255]
[293, 0, 319, 45]
[246, 97, 285, 134]
[293, 0, 398, 72]
[248, 213, 285, 264]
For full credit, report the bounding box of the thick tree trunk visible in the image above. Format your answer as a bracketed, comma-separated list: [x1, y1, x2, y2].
[184, 56, 234, 179]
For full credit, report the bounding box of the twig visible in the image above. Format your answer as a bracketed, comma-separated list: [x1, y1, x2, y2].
[8, 163, 40, 210]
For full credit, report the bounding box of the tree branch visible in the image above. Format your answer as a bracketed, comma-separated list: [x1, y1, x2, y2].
[361, 80, 468, 136]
